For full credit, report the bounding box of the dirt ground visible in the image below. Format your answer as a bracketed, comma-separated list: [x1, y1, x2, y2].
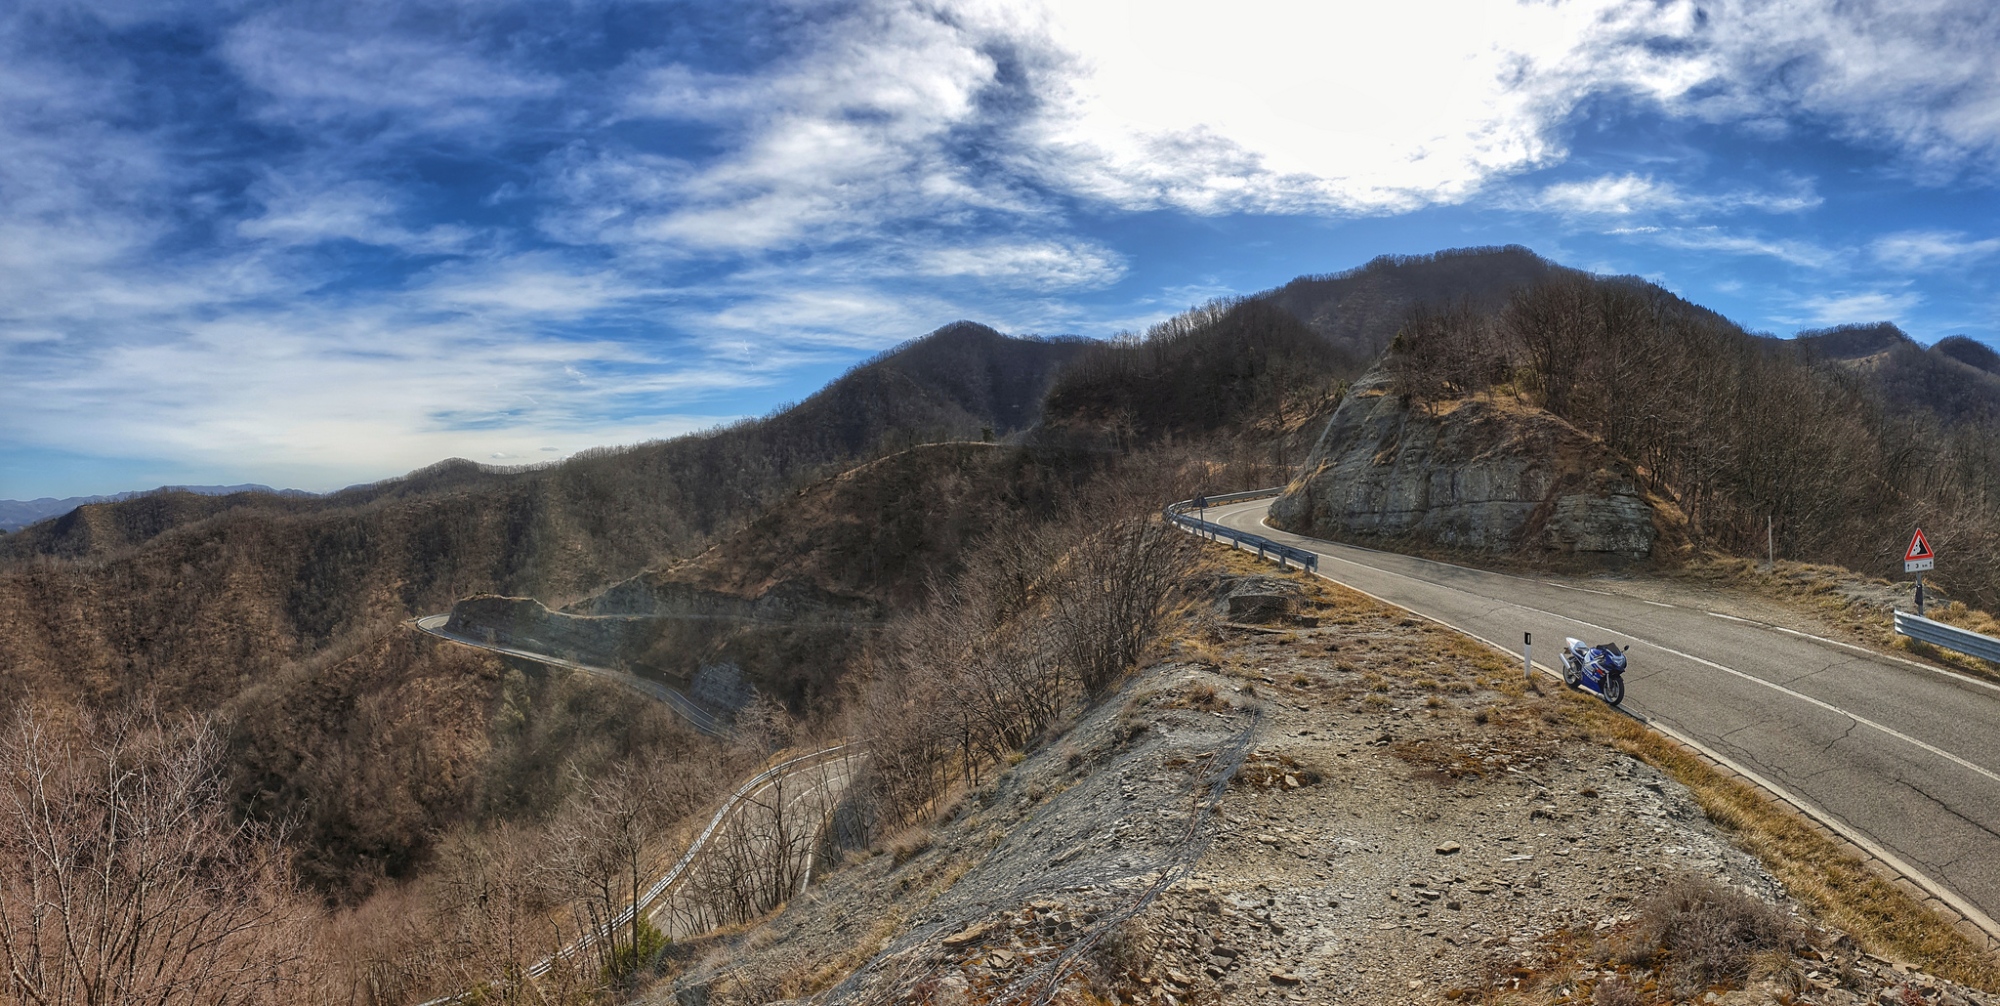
[639, 554, 1997, 1006]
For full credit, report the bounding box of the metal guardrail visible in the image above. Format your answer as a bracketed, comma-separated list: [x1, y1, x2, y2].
[418, 743, 861, 1004]
[1165, 489, 1318, 573]
[1895, 610, 2000, 664]
[413, 614, 728, 736]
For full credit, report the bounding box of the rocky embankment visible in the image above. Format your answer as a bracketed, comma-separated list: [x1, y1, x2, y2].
[445, 578, 878, 708]
[443, 594, 656, 668]
[646, 562, 1995, 1005]
[1269, 369, 1680, 562]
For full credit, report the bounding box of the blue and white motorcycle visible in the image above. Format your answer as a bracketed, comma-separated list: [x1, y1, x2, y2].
[1562, 637, 1628, 705]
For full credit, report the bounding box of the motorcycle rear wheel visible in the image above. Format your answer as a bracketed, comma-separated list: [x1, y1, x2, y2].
[1603, 674, 1625, 706]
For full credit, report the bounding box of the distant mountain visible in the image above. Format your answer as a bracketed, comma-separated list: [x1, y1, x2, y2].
[1796, 323, 2000, 428]
[0, 321, 1094, 895]
[0, 484, 315, 532]
[1266, 245, 1565, 360]
[1934, 334, 2000, 376]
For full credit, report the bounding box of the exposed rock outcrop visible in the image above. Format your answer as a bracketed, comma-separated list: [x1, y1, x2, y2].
[444, 594, 657, 668]
[1268, 369, 1676, 561]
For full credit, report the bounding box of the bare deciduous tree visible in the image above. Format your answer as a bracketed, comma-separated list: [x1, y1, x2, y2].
[0, 706, 316, 1006]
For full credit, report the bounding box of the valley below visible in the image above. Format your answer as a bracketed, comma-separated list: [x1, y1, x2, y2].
[7, 247, 2000, 1005]
[632, 553, 1998, 1005]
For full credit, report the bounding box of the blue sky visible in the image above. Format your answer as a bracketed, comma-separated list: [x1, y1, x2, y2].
[6, 0, 2000, 499]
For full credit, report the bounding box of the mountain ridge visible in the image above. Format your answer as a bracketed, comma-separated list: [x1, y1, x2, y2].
[0, 483, 317, 532]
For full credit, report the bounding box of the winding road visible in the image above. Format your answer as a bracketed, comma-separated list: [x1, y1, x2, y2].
[413, 613, 726, 736]
[407, 613, 862, 1000]
[1207, 497, 2000, 944]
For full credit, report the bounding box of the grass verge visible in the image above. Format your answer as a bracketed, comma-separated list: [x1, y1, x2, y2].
[1219, 547, 2000, 991]
[1570, 699, 2000, 991]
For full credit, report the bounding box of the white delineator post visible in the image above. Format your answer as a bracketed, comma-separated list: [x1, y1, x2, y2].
[1523, 632, 1533, 682]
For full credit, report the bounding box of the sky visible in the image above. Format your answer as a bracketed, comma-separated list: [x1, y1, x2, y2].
[6, 0, 2000, 500]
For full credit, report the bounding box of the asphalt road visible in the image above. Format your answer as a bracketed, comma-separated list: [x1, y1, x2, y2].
[413, 613, 726, 736]
[1209, 498, 2000, 936]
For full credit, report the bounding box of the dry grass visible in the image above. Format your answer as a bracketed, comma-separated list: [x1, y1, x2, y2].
[1572, 699, 2000, 991]
[1202, 551, 2000, 991]
[1675, 556, 2000, 683]
[1620, 874, 1798, 998]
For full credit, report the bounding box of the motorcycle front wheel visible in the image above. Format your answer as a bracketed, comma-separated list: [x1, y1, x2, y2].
[1603, 674, 1625, 706]
[1562, 655, 1582, 689]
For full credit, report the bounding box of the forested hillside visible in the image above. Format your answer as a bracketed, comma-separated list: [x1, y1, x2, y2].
[7, 246, 2000, 1003]
[1795, 322, 2000, 428]
[1265, 244, 1564, 359]
[1379, 275, 2000, 604]
[0, 321, 1084, 898]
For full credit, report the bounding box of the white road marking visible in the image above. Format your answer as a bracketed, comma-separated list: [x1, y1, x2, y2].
[1544, 581, 1617, 596]
[1207, 505, 2000, 788]
[1199, 498, 2000, 943]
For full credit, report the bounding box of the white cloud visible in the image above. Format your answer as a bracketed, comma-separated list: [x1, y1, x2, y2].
[913, 240, 1123, 287]
[1795, 290, 1922, 325]
[1666, 1, 2000, 171]
[1005, 0, 1688, 214]
[1608, 225, 1839, 269]
[236, 175, 476, 253]
[5, 288, 754, 492]
[598, 0, 1703, 230]
[1872, 230, 2000, 271]
[413, 255, 657, 319]
[221, 11, 560, 131]
[1528, 174, 1820, 217]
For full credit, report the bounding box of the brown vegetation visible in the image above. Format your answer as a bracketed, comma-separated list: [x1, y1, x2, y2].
[1038, 297, 1354, 462]
[0, 707, 319, 1006]
[0, 324, 1098, 903]
[849, 504, 1197, 834]
[1385, 273, 2000, 605]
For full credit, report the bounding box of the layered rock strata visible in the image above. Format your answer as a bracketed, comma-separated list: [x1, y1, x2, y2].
[1269, 370, 1669, 560]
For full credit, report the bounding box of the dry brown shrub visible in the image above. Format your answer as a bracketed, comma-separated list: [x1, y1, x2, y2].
[1590, 975, 1640, 1006]
[1632, 875, 1796, 998]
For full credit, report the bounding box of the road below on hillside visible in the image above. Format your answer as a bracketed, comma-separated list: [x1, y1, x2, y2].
[412, 613, 726, 736]
[1209, 498, 2000, 939]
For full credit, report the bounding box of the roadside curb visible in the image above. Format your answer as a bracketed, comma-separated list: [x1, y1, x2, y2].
[1639, 727, 2000, 954]
[1186, 517, 2000, 957]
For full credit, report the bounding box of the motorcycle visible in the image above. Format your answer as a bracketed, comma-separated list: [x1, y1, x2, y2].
[1562, 637, 1628, 705]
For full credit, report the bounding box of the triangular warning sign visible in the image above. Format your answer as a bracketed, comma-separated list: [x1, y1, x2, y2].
[1905, 528, 1935, 562]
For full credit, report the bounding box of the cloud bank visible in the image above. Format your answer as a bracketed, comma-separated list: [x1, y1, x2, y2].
[5, 0, 2000, 496]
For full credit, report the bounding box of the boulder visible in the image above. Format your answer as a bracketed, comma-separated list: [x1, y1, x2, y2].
[1218, 576, 1303, 623]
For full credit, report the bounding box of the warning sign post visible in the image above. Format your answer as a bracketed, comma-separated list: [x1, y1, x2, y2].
[1905, 529, 1935, 573]
[1905, 529, 1936, 616]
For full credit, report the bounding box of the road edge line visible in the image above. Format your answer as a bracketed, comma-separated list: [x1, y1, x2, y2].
[1209, 537, 2000, 953]
[1226, 503, 2000, 699]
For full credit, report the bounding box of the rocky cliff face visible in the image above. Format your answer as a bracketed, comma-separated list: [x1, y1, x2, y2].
[1268, 371, 1674, 560]
[444, 594, 657, 667]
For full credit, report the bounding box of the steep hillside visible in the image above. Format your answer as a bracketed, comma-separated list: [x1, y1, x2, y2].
[1937, 334, 2000, 375]
[1295, 273, 2000, 604]
[1797, 322, 2000, 428]
[1264, 244, 1564, 360]
[1038, 298, 1354, 465]
[0, 322, 1088, 898]
[617, 443, 1083, 608]
[501, 437, 1265, 715]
